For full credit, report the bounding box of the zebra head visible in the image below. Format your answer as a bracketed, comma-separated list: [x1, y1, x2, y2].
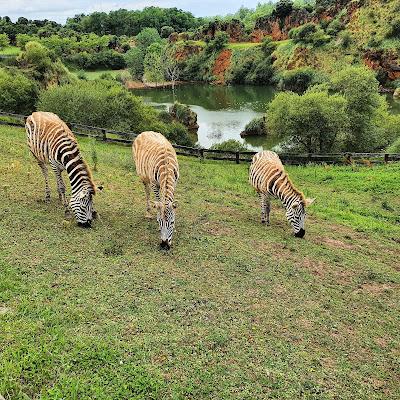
[285, 198, 315, 238]
[70, 187, 96, 228]
[155, 201, 177, 250]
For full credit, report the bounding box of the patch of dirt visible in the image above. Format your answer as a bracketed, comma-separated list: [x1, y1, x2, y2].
[357, 283, 399, 295]
[318, 237, 358, 250]
[0, 306, 11, 315]
[212, 49, 232, 84]
[203, 221, 234, 237]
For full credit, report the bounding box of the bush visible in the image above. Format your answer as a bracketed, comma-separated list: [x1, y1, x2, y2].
[274, 0, 293, 18]
[241, 117, 267, 136]
[205, 32, 229, 54]
[289, 23, 330, 46]
[77, 69, 87, 80]
[210, 139, 249, 152]
[386, 18, 400, 39]
[279, 67, 325, 94]
[169, 102, 198, 130]
[66, 50, 125, 70]
[0, 33, 10, 49]
[37, 80, 194, 146]
[0, 68, 38, 114]
[226, 47, 275, 85]
[37, 80, 160, 132]
[267, 90, 349, 153]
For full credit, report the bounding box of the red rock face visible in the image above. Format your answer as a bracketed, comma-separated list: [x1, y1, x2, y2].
[200, 19, 245, 42]
[363, 50, 400, 80]
[174, 44, 202, 61]
[212, 49, 232, 84]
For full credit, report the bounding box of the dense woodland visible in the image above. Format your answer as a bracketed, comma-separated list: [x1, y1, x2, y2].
[0, 0, 399, 153]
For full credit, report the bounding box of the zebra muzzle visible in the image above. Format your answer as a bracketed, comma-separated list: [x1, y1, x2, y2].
[294, 228, 305, 238]
[160, 241, 171, 250]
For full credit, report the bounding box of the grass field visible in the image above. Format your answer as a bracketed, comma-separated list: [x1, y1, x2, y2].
[1, 126, 399, 399]
[69, 68, 126, 80]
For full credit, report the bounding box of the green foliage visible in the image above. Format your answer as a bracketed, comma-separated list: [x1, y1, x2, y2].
[289, 23, 331, 47]
[169, 102, 198, 129]
[124, 47, 145, 80]
[386, 18, 400, 39]
[37, 80, 159, 133]
[267, 90, 349, 153]
[161, 26, 175, 38]
[66, 50, 126, 70]
[205, 32, 229, 54]
[242, 117, 268, 136]
[77, 69, 88, 80]
[135, 28, 162, 51]
[143, 42, 165, 83]
[162, 121, 194, 146]
[0, 33, 9, 49]
[279, 67, 326, 94]
[226, 46, 275, 85]
[274, 0, 294, 19]
[0, 67, 38, 114]
[210, 139, 249, 152]
[331, 66, 383, 151]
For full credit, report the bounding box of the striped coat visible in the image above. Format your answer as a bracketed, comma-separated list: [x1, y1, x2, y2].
[25, 112, 98, 227]
[249, 151, 314, 237]
[133, 131, 179, 249]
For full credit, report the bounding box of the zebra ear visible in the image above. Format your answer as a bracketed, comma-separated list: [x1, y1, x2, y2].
[172, 201, 178, 209]
[305, 198, 316, 206]
[151, 201, 161, 209]
[292, 202, 300, 209]
[97, 185, 104, 192]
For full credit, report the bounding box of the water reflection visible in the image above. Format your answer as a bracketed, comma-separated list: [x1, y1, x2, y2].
[134, 84, 277, 150]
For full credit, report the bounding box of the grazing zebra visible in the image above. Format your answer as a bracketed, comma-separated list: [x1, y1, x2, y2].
[25, 111, 100, 227]
[133, 131, 179, 250]
[249, 151, 315, 238]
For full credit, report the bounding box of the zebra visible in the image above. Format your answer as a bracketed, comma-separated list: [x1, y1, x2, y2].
[249, 151, 315, 238]
[25, 111, 100, 227]
[133, 131, 179, 250]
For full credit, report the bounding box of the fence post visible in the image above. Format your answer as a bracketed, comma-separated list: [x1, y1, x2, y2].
[235, 152, 240, 164]
[101, 128, 107, 141]
[384, 153, 389, 163]
[199, 148, 204, 160]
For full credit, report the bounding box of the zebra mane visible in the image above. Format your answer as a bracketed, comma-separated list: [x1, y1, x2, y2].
[284, 172, 305, 203]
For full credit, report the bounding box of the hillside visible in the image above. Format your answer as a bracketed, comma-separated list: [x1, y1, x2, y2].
[1, 126, 399, 399]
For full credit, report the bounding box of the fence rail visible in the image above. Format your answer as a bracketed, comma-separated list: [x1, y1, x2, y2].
[1, 111, 400, 165]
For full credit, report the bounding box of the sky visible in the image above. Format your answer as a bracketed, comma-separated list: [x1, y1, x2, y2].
[0, 0, 262, 23]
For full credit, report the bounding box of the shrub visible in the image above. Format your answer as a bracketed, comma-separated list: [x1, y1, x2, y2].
[226, 47, 275, 85]
[163, 121, 194, 146]
[0, 33, 10, 49]
[37, 80, 160, 132]
[289, 23, 330, 46]
[77, 70, 87, 80]
[279, 67, 325, 94]
[267, 90, 349, 153]
[241, 117, 267, 136]
[169, 102, 198, 130]
[205, 32, 229, 54]
[210, 139, 249, 152]
[386, 18, 400, 38]
[0, 68, 38, 114]
[274, 0, 293, 18]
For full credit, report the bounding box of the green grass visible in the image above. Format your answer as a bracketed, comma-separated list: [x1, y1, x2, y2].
[227, 42, 261, 50]
[0, 46, 20, 56]
[70, 68, 126, 80]
[1, 126, 399, 399]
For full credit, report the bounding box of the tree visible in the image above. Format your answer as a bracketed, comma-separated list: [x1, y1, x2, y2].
[162, 45, 181, 90]
[0, 33, 9, 49]
[161, 26, 174, 38]
[267, 90, 349, 153]
[143, 42, 164, 84]
[274, 0, 293, 18]
[0, 68, 38, 114]
[125, 47, 145, 80]
[331, 66, 383, 151]
[135, 27, 162, 51]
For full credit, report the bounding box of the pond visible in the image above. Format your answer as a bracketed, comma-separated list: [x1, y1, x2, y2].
[134, 84, 278, 151]
[133, 84, 400, 151]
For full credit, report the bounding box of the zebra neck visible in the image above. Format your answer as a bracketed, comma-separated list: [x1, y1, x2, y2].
[282, 193, 302, 209]
[62, 147, 93, 195]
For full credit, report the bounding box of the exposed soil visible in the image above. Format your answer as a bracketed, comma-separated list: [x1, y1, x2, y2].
[212, 49, 232, 84]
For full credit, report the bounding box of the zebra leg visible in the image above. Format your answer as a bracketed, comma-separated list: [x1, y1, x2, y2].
[51, 164, 67, 207]
[260, 193, 271, 225]
[144, 182, 152, 218]
[38, 161, 50, 202]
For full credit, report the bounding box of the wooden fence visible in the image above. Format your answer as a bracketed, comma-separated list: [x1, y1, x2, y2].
[1, 111, 400, 165]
